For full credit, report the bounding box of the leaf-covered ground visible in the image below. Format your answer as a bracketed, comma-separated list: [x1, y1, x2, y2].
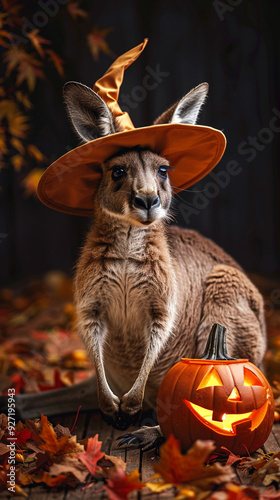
[0, 271, 95, 396]
[0, 272, 280, 498]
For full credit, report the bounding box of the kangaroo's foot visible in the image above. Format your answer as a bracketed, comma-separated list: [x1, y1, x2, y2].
[116, 425, 164, 452]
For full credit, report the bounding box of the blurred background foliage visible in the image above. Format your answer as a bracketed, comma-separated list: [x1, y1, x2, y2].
[0, 0, 279, 285]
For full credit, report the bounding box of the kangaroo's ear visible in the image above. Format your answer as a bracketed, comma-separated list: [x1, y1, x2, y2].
[63, 82, 116, 142]
[154, 83, 209, 126]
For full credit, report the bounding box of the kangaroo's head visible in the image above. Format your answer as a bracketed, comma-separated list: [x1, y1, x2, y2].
[64, 82, 208, 226]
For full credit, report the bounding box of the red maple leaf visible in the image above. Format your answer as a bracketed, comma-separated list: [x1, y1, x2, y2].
[15, 428, 32, 446]
[105, 469, 144, 500]
[77, 434, 104, 476]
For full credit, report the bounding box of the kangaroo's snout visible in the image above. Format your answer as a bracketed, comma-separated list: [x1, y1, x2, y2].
[133, 194, 160, 211]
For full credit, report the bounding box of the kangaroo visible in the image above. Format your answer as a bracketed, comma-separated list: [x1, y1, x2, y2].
[62, 79, 267, 447]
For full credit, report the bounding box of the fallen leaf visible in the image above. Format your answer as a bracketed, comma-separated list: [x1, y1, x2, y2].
[153, 435, 234, 488]
[0, 442, 9, 457]
[210, 482, 259, 500]
[105, 469, 144, 500]
[78, 434, 104, 476]
[24, 470, 72, 487]
[38, 414, 78, 460]
[0, 414, 8, 429]
[15, 428, 32, 445]
[100, 453, 127, 472]
[49, 457, 88, 483]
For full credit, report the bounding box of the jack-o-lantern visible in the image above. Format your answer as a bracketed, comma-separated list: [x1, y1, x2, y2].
[157, 324, 274, 455]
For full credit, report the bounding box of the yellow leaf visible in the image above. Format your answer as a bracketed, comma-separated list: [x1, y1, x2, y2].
[146, 480, 174, 493]
[27, 144, 45, 162]
[22, 168, 45, 196]
[11, 154, 24, 171]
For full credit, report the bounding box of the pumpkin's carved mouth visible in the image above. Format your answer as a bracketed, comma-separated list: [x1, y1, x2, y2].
[184, 400, 269, 436]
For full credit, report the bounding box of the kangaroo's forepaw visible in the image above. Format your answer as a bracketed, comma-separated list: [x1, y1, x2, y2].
[116, 425, 164, 452]
[101, 408, 141, 430]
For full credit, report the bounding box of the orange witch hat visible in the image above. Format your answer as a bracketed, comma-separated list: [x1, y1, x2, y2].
[37, 39, 226, 216]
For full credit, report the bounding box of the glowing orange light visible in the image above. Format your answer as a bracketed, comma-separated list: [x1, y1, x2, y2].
[227, 386, 242, 401]
[244, 367, 263, 386]
[197, 368, 223, 390]
[184, 400, 268, 435]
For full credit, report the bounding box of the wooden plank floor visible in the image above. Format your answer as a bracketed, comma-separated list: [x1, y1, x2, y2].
[0, 411, 279, 499]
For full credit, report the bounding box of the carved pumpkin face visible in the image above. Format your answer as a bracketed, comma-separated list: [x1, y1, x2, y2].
[157, 326, 274, 455]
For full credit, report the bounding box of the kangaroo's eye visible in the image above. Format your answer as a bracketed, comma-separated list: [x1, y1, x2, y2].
[158, 166, 167, 179]
[112, 167, 126, 181]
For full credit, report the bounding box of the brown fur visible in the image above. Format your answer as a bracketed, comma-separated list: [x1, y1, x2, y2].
[63, 81, 266, 431]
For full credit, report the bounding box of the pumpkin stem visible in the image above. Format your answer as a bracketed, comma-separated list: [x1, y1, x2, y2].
[199, 324, 236, 360]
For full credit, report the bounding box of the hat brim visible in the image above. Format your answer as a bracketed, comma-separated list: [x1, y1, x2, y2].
[37, 123, 226, 216]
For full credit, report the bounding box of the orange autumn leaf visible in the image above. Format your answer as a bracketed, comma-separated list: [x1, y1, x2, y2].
[4, 49, 44, 91]
[38, 414, 77, 459]
[46, 49, 64, 77]
[27, 29, 51, 58]
[87, 26, 115, 62]
[105, 469, 144, 500]
[153, 435, 234, 487]
[78, 434, 104, 476]
[23, 471, 71, 487]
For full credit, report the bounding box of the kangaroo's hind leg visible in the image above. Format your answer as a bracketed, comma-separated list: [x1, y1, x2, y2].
[195, 264, 266, 367]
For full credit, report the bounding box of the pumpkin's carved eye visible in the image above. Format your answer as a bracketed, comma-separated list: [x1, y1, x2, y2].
[197, 368, 223, 390]
[244, 367, 263, 386]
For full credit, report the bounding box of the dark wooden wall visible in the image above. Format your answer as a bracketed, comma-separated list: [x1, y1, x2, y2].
[1, 0, 279, 285]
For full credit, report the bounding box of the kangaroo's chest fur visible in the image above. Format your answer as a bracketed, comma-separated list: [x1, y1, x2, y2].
[75, 219, 238, 400]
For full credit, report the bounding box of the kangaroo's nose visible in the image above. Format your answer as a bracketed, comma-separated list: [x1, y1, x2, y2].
[133, 194, 160, 210]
